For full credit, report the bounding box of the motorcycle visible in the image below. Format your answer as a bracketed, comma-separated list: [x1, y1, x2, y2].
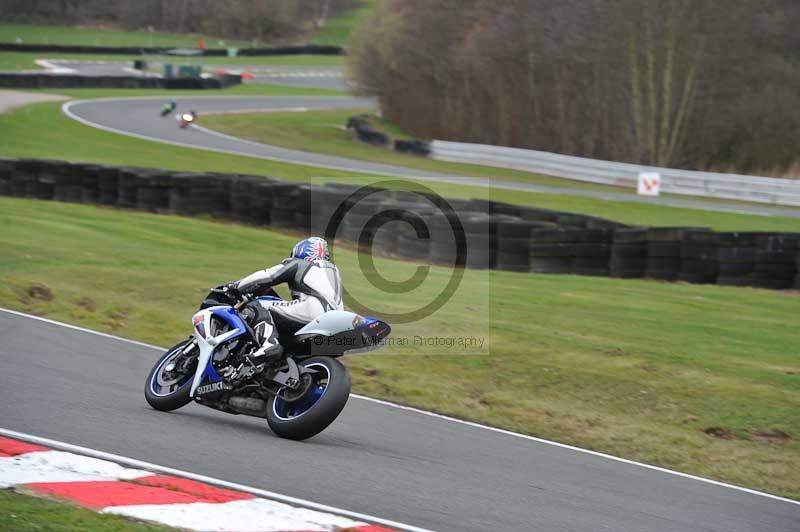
[160, 102, 177, 117]
[178, 111, 196, 128]
[144, 287, 391, 440]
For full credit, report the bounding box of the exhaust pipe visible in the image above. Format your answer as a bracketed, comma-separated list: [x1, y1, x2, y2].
[227, 396, 268, 417]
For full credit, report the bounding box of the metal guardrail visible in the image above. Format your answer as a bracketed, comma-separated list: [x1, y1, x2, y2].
[431, 141, 800, 207]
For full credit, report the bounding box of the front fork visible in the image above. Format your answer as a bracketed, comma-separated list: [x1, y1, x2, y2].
[181, 339, 197, 356]
[164, 338, 197, 374]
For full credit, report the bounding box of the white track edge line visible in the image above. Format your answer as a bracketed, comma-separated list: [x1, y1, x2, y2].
[0, 308, 164, 351]
[25, 96, 644, 215]
[60, 98, 492, 185]
[60, 98, 778, 214]
[189, 122, 440, 182]
[349, 394, 800, 507]
[61, 100, 792, 217]
[200, 107, 310, 116]
[0, 427, 433, 532]
[61, 98, 413, 179]
[34, 59, 78, 74]
[60, 98, 519, 193]
[2, 309, 799, 509]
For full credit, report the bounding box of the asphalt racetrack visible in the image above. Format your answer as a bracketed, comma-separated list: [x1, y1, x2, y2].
[1, 310, 798, 531]
[63, 95, 800, 218]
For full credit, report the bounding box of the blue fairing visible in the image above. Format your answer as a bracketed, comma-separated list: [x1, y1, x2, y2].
[355, 316, 391, 349]
[201, 361, 223, 383]
[256, 296, 283, 303]
[211, 306, 248, 334]
[359, 317, 387, 333]
[202, 307, 248, 384]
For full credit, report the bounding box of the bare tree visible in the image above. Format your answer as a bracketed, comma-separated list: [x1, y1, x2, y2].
[348, 0, 800, 173]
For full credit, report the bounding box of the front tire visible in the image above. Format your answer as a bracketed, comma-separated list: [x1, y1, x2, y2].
[145, 340, 196, 412]
[266, 357, 351, 441]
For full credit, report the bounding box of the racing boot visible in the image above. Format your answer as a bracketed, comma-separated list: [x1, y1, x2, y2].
[248, 318, 284, 364]
[248, 339, 284, 363]
[221, 340, 283, 383]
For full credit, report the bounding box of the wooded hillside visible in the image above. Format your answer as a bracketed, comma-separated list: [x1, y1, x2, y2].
[348, 0, 800, 173]
[0, 0, 358, 43]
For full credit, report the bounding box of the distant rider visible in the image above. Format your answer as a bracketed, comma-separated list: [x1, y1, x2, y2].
[160, 100, 177, 116]
[224, 237, 343, 362]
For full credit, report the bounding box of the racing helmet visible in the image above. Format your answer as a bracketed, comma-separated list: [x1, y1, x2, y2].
[291, 237, 330, 261]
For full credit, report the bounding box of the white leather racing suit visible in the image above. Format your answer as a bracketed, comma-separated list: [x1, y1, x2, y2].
[233, 257, 343, 357]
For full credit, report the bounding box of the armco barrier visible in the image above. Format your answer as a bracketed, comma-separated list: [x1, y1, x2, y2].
[0, 73, 241, 89]
[0, 43, 343, 56]
[1, 157, 798, 291]
[431, 141, 800, 207]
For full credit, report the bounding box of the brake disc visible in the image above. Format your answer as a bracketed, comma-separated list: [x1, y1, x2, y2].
[278, 373, 313, 403]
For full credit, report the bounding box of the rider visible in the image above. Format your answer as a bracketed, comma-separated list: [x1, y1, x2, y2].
[160, 100, 177, 115]
[225, 237, 343, 363]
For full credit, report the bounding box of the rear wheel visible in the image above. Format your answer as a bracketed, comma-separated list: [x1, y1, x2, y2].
[266, 356, 351, 441]
[144, 340, 197, 412]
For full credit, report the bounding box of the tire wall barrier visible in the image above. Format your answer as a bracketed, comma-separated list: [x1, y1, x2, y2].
[346, 115, 431, 156]
[0, 43, 343, 56]
[0, 73, 242, 89]
[679, 230, 718, 284]
[646, 227, 704, 281]
[1, 157, 797, 291]
[795, 247, 800, 289]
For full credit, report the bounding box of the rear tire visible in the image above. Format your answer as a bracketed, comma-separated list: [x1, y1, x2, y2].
[145, 340, 195, 412]
[266, 357, 351, 441]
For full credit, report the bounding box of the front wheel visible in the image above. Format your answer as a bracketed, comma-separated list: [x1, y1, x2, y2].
[144, 340, 196, 412]
[266, 357, 351, 441]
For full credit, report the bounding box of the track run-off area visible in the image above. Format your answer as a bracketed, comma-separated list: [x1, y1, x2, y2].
[1, 309, 798, 532]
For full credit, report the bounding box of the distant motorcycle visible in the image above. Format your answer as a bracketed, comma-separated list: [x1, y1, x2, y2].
[160, 101, 177, 117]
[144, 287, 391, 440]
[178, 111, 197, 129]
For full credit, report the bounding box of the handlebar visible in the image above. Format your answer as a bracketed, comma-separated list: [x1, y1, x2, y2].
[234, 294, 251, 310]
[209, 286, 251, 310]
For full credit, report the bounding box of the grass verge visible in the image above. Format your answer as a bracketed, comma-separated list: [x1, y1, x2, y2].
[312, 0, 377, 47]
[202, 107, 628, 193]
[0, 489, 173, 531]
[0, 23, 251, 48]
[1, 197, 798, 499]
[2, 93, 799, 231]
